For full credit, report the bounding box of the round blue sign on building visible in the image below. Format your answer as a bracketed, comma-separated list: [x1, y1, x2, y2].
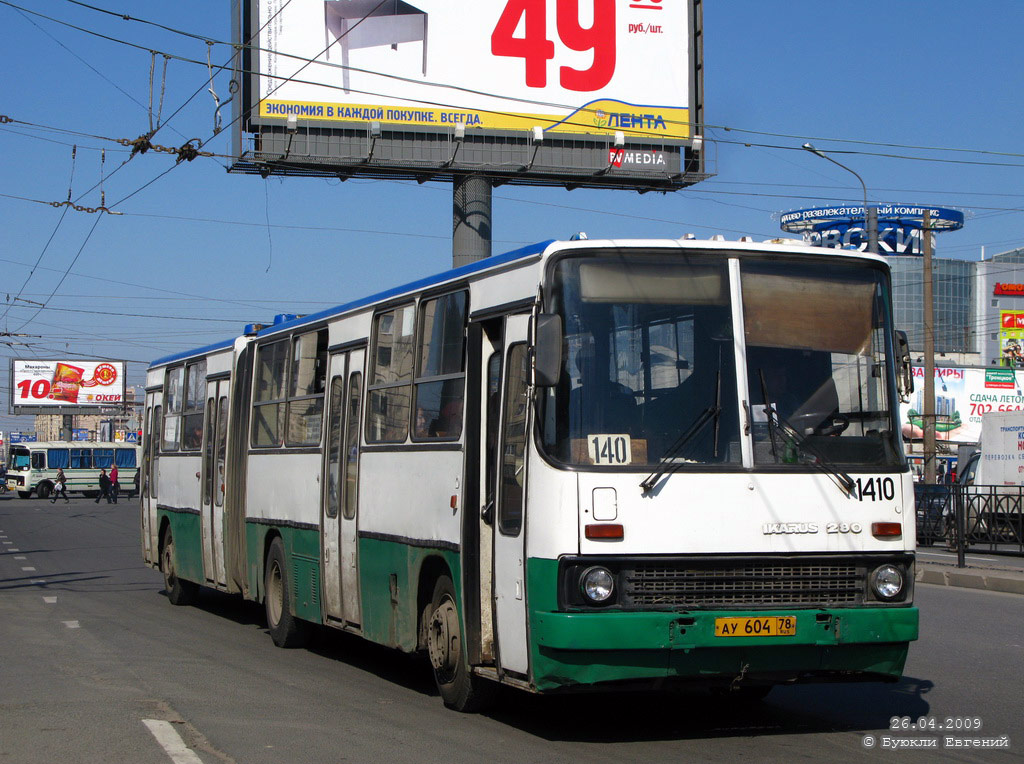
[779, 204, 964, 255]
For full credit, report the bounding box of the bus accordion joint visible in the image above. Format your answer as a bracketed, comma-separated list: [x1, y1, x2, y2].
[585, 523, 624, 540]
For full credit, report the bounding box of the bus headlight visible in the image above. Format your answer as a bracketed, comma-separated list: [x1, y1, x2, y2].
[581, 566, 615, 603]
[870, 564, 904, 600]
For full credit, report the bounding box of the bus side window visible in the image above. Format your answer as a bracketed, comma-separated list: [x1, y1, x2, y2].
[47, 449, 69, 469]
[32, 452, 47, 470]
[367, 305, 415, 443]
[413, 291, 467, 440]
[498, 344, 529, 537]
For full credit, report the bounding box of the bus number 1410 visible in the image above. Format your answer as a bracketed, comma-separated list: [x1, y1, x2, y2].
[855, 477, 896, 502]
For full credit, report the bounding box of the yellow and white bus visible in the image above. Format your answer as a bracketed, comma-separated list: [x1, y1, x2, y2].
[6, 441, 140, 499]
[143, 235, 918, 711]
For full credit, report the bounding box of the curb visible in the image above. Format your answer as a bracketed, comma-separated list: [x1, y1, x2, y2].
[916, 566, 1024, 596]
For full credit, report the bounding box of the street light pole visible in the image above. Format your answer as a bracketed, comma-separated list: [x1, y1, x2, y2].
[802, 143, 878, 254]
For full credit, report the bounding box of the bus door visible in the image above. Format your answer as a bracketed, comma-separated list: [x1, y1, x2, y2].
[142, 392, 160, 565]
[322, 348, 365, 627]
[491, 314, 531, 675]
[200, 379, 230, 587]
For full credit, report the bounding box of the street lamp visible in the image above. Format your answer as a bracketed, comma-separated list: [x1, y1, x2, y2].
[802, 142, 878, 254]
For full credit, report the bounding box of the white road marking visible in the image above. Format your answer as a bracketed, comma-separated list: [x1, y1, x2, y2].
[8, 548, 19, 552]
[31, 579, 46, 584]
[14, 556, 26, 560]
[63, 621, 80, 629]
[142, 719, 204, 764]
[43, 596, 57, 604]
[21, 566, 36, 571]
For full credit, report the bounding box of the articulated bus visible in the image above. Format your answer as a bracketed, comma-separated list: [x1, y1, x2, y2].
[7, 441, 140, 499]
[142, 236, 918, 711]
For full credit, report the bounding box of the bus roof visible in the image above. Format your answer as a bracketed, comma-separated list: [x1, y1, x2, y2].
[149, 235, 891, 370]
[149, 239, 553, 369]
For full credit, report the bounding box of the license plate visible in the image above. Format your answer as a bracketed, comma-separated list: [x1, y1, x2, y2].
[715, 616, 797, 638]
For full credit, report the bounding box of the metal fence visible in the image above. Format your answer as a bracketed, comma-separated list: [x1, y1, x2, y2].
[915, 483, 1024, 566]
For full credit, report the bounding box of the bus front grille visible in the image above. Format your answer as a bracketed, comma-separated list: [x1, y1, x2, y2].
[621, 560, 863, 608]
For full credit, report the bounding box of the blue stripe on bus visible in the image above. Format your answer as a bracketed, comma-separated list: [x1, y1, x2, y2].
[149, 240, 553, 369]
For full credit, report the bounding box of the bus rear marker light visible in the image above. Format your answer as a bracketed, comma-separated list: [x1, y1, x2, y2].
[871, 522, 902, 537]
[585, 523, 623, 540]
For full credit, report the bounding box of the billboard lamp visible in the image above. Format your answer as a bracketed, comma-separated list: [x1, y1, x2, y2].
[613, 131, 625, 147]
[445, 123, 466, 167]
[365, 121, 382, 163]
[520, 127, 545, 172]
[282, 114, 299, 158]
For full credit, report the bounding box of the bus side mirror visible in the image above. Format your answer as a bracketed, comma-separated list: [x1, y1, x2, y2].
[534, 314, 563, 387]
[894, 329, 914, 401]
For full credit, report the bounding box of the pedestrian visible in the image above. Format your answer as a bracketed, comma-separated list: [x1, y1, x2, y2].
[110, 463, 119, 504]
[95, 468, 113, 504]
[51, 468, 69, 503]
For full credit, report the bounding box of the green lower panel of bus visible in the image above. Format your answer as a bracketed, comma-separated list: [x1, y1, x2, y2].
[159, 509, 204, 584]
[526, 557, 918, 692]
[357, 536, 461, 652]
[238, 524, 461, 647]
[245, 522, 323, 624]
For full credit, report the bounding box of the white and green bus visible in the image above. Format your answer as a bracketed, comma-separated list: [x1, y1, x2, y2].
[6, 441, 140, 499]
[142, 236, 919, 711]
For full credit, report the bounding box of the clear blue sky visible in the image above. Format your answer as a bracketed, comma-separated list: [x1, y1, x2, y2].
[2, 0, 1023, 434]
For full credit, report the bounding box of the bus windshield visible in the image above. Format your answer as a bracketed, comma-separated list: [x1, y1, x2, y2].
[541, 253, 741, 467]
[741, 260, 901, 467]
[540, 252, 902, 469]
[10, 448, 30, 470]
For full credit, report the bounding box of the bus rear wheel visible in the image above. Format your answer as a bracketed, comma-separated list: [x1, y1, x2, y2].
[161, 526, 198, 606]
[426, 575, 496, 712]
[264, 537, 309, 648]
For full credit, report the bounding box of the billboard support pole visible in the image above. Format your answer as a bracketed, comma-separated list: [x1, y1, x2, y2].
[452, 174, 492, 268]
[61, 414, 73, 442]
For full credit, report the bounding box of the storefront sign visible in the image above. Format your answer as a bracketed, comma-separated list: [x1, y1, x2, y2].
[994, 283, 1024, 296]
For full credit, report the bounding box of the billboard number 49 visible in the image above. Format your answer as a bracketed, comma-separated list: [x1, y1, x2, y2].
[492, 0, 616, 91]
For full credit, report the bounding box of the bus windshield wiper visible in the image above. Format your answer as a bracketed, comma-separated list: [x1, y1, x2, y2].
[757, 370, 856, 497]
[640, 370, 721, 494]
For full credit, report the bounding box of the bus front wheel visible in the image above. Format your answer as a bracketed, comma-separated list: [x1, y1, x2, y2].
[264, 537, 309, 648]
[161, 526, 198, 606]
[17, 491, 31, 499]
[427, 575, 496, 712]
[36, 483, 51, 500]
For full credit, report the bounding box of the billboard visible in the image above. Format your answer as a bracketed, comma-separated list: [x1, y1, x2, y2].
[10, 360, 126, 413]
[232, 0, 705, 190]
[900, 366, 1024, 445]
[779, 204, 964, 255]
[998, 310, 1024, 367]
